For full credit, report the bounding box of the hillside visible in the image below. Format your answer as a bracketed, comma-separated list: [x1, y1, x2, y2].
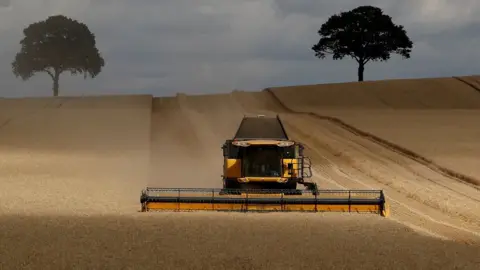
[0, 95, 152, 214]
[0, 75, 479, 269]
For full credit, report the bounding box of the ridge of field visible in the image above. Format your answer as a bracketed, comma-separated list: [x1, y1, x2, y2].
[454, 75, 480, 93]
[268, 75, 480, 181]
[0, 95, 152, 215]
[269, 76, 480, 109]
[302, 109, 480, 182]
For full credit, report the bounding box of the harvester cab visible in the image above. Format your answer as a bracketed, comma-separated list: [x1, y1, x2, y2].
[220, 115, 317, 195]
[140, 114, 389, 217]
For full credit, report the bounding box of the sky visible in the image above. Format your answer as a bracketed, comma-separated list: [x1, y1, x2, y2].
[0, 0, 479, 97]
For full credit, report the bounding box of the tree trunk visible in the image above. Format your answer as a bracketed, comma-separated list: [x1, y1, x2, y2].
[358, 62, 364, 82]
[52, 72, 60, 97]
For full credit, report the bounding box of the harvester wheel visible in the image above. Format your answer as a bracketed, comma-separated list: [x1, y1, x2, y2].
[305, 182, 318, 195]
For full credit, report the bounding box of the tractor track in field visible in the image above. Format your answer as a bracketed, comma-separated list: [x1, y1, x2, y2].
[254, 90, 480, 244]
[280, 113, 480, 244]
[264, 88, 480, 189]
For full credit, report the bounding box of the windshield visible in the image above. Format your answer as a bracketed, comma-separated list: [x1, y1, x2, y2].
[242, 146, 282, 177]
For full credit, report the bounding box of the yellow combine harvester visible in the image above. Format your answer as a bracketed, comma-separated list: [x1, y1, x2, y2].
[140, 114, 389, 217]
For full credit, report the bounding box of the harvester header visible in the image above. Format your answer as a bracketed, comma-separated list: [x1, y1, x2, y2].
[140, 187, 389, 216]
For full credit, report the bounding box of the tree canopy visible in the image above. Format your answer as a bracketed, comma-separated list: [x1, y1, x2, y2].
[12, 15, 105, 96]
[312, 5, 413, 81]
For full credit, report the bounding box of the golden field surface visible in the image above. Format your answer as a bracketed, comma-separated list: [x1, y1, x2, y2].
[1, 75, 480, 269]
[298, 109, 480, 182]
[269, 76, 480, 181]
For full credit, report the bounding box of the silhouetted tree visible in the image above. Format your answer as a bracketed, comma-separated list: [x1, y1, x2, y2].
[312, 6, 413, 81]
[12, 15, 105, 96]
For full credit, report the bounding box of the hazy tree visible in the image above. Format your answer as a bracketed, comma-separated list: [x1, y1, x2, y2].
[312, 5, 413, 81]
[12, 15, 105, 96]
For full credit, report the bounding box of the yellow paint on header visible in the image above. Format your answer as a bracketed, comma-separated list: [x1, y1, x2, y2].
[142, 202, 387, 217]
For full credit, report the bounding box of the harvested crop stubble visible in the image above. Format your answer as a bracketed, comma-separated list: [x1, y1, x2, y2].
[1, 213, 480, 270]
[309, 109, 480, 183]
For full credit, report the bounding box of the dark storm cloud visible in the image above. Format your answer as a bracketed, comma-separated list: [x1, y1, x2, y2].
[0, 0, 479, 97]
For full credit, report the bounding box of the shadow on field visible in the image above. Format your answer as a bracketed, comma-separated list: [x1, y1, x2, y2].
[0, 214, 479, 269]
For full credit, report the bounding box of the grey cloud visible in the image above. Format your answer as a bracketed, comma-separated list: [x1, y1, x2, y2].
[0, 0, 10, 7]
[0, 0, 479, 98]
[274, 0, 386, 18]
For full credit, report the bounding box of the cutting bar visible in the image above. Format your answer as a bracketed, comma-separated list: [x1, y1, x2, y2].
[140, 188, 389, 217]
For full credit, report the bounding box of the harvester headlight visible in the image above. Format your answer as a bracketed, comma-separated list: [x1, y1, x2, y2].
[277, 141, 294, 147]
[232, 141, 250, 147]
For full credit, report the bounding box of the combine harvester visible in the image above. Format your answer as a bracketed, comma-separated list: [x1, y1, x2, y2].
[140, 115, 389, 217]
